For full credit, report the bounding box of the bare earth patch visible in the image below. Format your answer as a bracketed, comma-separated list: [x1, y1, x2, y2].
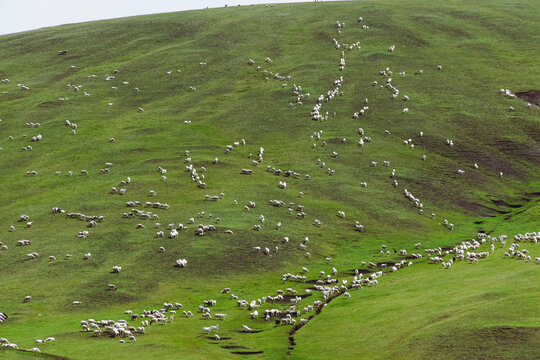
[516, 90, 540, 107]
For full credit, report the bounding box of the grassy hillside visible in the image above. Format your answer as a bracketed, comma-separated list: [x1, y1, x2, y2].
[0, 0, 539, 359]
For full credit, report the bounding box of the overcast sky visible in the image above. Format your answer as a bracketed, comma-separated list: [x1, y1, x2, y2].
[0, 0, 340, 36]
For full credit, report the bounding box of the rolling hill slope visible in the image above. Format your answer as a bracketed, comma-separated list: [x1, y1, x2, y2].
[0, 0, 539, 359]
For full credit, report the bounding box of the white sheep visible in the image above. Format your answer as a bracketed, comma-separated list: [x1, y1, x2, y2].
[175, 259, 187, 268]
[242, 325, 253, 333]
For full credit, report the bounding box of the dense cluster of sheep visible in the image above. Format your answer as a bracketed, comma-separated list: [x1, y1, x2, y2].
[79, 304, 179, 342]
[420, 231, 538, 268]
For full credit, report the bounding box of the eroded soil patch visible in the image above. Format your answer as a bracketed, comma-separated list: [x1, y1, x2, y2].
[516, 90, 540, 107]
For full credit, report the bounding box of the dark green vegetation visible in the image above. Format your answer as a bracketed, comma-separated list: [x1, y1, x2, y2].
[0, 0, 539, 359]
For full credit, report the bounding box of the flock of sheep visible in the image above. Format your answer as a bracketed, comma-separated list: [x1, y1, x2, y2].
[0, 7, 538, 356]
[3, 224, 537, 352]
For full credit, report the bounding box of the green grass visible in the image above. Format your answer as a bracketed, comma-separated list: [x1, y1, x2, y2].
[0, 0, 539, 359]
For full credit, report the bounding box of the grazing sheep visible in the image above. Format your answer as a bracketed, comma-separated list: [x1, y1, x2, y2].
[175, 259, 187, 268]
[242, 325, 253, 333]
[26, 252, 39, 260]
